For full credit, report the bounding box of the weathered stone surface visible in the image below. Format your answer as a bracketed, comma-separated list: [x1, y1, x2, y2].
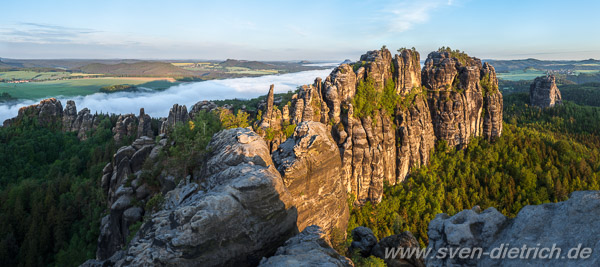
[103, 128, 298, 266]
[273, 121, 349, 236]
[2, 98, 63, 127]
[396, 94, 436, 182]
[427, 191, 600, 267]
[371, 232, 425, 267]
[350, 226, 378, 257]
[159, 104, 190, 134]
[62, 100, 77, 131]
[530, 75, 563, 108]
[259, 225, 354, 267]
[137, 108, 153, 138]
[112, 114, 137, 143]
[422, 51, 502, 148]
[96, 138, 159, 260]
[123, 206, 143, 223]
[394, 49, 422, 95]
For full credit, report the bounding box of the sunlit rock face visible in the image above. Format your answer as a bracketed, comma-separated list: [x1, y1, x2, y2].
[264, 48, 503, 204]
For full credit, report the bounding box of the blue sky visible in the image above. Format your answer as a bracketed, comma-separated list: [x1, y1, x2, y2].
[1, 0, 599, 60]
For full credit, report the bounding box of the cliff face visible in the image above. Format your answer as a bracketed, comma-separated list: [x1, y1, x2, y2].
[260, 48, 503, 204]
[273, 122, 350, 236]
[530, 75, 563, 108]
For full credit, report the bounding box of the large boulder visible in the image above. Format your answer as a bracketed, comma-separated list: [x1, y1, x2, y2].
[371, 232, 426, 267]
[350, 226, 378, 256]
[258, 225, 354, 267]
[103, 128, 298, 266]
[427, 191, 600, 267]
[273, 121, 350, 237]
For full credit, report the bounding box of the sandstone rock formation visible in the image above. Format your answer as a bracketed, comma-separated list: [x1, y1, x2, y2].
[2, 98, 104, 140]
[257, 47, 503, 204]
[137, 108, 153, 138]
[530, 75, 563, 108]
[3, 98, 63, 127]
[258, 225, 354, 267]
[159, 104, 190, 134]
[273, 121, 349, 236]
[349, 226, 425, 267]
[371, 231, 425, 267]
[93, 128, 299, 266]
[427, 191, 600, 267]
[350, 226, 378, 256]
[112, 114, 137, 143]
[96, 135, 165, 259]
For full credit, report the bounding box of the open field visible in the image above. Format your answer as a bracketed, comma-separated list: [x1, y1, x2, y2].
[496, 69, 546, 81]
[0, 70, 103, 81]
[0, 77, 178, 100]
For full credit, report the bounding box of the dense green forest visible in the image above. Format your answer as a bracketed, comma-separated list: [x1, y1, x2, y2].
[348, 96, 600, 249]
[0, 116, 121, 266]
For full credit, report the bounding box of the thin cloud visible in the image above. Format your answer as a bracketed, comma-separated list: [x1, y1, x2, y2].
[0, 22, 99, 44]
[386, 0, 455, 32]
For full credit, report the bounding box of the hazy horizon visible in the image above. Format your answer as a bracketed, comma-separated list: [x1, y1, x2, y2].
[2, 0, 599, 61]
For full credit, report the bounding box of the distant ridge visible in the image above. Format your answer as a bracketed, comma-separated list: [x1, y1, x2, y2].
[74, 61, 195, 76]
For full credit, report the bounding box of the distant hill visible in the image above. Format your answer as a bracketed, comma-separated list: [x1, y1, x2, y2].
[0, 59, 143, 69]
[75, 61, 195, 76]
[486, 58, 600, 73]
[0, 62, 15, 69]
[219, 59, 276, 69]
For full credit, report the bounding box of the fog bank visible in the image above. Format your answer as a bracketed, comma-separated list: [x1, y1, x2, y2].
[0, 68, 333, 124]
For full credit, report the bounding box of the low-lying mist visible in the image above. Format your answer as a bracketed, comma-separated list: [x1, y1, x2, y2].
[0, 68, 333, 124]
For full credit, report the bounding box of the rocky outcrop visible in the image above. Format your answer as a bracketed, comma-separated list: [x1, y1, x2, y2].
[427, 191, 600, 267]
[95, 128, 298, 266]
[260, 48, 502, 203]
[394, 48, 422, 95]
[96, 135, 165, 259]
[273, 121, 349, 236]
[349, 226, 425, 267]
[159, 104, 190, 134]
[423, 51, 502, 148]
[137, 108, 153, 138]
[3, 98, 104, 140]
[3, 98, 63, 127]
[258, 225, 354, 267]
[371, 232, 425, 267]
[395, 93, 436, 182]
[62, 100, 77, 131]
[256, 84, 286, 152]
[530, 75, 562, 108]
[112, 114, 137, 143]
[350, 226, 378, 256]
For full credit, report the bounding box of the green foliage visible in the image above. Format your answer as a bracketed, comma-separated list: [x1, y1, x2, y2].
[283, 123, 297, 138]
[126, 221, 143, 245]
[99, 84, 135, 93]
[161, 111, 222, 179]
[438, 46, 470, 65]
[350, 249, 387, 267]
[219, 108, 250, 129]
[353, 78, 381, 119]
[480, 73, 498, 96]
[353, 61, 367, 72]
[145, 193, 165, 213]
[0, 116, 117, 266]
[0, 92, 16, 102]
[349, 96, 600, 247]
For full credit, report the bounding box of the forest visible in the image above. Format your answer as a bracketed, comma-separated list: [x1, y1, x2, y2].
[1, 82, 600, 266]
[348, 91, 600, 251]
